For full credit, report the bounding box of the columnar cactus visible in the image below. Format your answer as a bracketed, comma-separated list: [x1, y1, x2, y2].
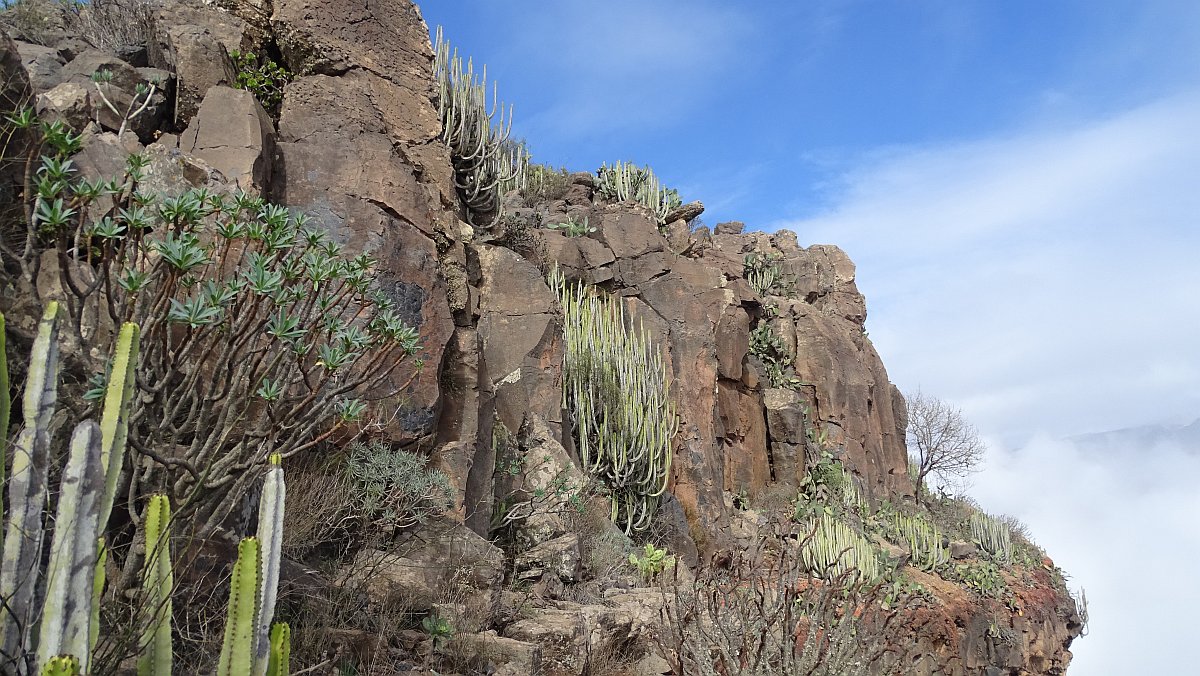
[434, 26, 528, 226]
[35, 421, 104, 671]
[218, 538, 260, 676]
[551, 268, 677, 533]
[253, 454, 285, 676]
[0, 306, 145, 674]
[219, 454, 290, 676]
[970, 511, 1013, 564]
[891, 513, 950, 571]
[799, 514, 881, 583]
[595, 160, 682, 225]
[2, 303, 62, 663]
[137, 495, 173, 676]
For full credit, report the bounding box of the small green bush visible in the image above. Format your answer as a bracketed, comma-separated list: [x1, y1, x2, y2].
[545, 214, 594, 237]
[230, 50, 293, 114]
[628, 543, 675, 581]
[346, 439, 455, 533]
[749, 323, 802, 389]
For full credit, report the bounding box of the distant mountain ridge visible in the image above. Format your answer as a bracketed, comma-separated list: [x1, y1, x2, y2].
[1070, 418, 1200, 454]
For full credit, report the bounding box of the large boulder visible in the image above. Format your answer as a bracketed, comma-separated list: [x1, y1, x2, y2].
[179, 86, 274, 192]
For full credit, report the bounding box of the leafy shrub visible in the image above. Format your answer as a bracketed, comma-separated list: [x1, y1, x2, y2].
[347, 439, 455, 533]
[949, 561, 1008, 600]
[749, 323, 802, 389]
[628, 543, 675, 581]
[2, 106, 423, 534]
[230, 50, 293, 114]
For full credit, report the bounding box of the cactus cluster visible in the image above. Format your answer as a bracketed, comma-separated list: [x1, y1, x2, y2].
[595, 160, 681, 226]
[744, 251, 793, 298]
[434, 26, 529, 227]
[890, 513, 950, 571]
[0, 306, 290, 674]
[550, 268, 677, 533]
[799, 514, 881, 583]
[749, 323, 802, 389]
[0, 305, 139, 674]
[970, 511, 1013, 564]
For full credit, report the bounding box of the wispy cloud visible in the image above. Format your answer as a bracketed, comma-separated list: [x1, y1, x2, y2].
[780, 92, 1200, 439]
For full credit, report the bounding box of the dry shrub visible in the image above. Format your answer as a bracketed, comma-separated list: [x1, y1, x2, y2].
[658, 522, 926, 676]
[282, 463, 359, 558]
[0, 0, 64, 45]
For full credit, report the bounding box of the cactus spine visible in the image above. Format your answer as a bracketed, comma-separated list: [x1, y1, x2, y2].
[36, 421, 104, 671]
[137, 495, 173, 676]
[550, 268, 677, 533]
[2, 302, 62, 662]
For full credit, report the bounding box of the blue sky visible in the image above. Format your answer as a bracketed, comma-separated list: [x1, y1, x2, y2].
[425, 2, 1200, 672]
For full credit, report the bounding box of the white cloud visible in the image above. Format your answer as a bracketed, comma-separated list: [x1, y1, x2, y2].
[972, 435, 1200, 675]
[780, 92, 1200, 438]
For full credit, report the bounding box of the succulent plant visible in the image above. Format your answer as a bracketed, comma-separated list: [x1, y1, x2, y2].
[550, 267, 677, 533]
[970, 511, 1013, 564]
[434, 26, 528, 226]
[595, 160, 681, 226]
[799, 513, 881, 583]
[890, 513, 950, 571]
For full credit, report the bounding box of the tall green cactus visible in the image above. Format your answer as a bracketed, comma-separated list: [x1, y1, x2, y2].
[137, 495, 173, 676]
[0, 305, 147, 674]
[970, 511, 1013, 564]
[890, 513, 949, 571]
[2, 302, 62, 662]
[550, 268, 677, 533]
[221, 454, 290, 676]
[98, 322, 140, 530]
[596, 160, 682, 226]
[218, 538, 260, 676]
[36, 421, 104, 672]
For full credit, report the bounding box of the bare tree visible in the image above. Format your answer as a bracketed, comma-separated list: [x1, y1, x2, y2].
[905, 391, 986, 502]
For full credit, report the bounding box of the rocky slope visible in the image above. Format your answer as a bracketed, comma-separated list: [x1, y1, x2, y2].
[0, 0, 1083, 673]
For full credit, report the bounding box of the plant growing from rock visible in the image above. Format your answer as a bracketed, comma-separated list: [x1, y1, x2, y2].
[887, 513, 950, 571]
[949, 561, 1009, 600]
[346, 438, 455, 533]
[595, 160, 681, 227]
[550, 267, 677, 533]
[749, 323, 802, 389]
[797, 513, 882, 583]
[744, 251, 793, 298]
[230, 50, 293, 115]
[545, 213, 594, 237]
[91, 68, 157, 136]
[628, 542, 675, 581]
[434, 26, 528, 227]
[969, 510, 1013, 564]
[1, 106, 423, 540]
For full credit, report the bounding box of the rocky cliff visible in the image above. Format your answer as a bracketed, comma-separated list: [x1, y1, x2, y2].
[0, 1, 1083, 674]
